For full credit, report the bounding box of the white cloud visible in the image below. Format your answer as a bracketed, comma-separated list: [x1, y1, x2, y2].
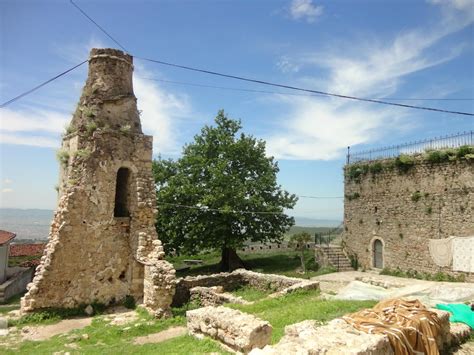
[1, 188, 13, 193]
[0, 37, 192, 154]
[427, 0, 474, 11]
[0, 108, 68, 134]
[289, 0, 323, 23]
[276, 56, 301, 73]
[134, 70, 191, 155]
[3, 178, 12, 184]
[0, 75, 191, 153]
[0, 108, 68, 147]
[266, 9, 472, 160]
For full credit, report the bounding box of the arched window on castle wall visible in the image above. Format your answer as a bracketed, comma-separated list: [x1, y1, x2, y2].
[114, 167, 131, 217]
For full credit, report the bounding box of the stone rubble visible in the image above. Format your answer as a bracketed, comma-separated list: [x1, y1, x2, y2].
[187, 306, 272, 353]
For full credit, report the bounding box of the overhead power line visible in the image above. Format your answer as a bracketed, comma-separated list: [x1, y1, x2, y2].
[157, 199, 342, 215]
[69, 0, 473, 116]
[137, 57, 474, 117]
[140, 77, 474, 102]
[157, 202, 288, 215]
[0, 60, 88, 108]
[70, 0, 128, 53]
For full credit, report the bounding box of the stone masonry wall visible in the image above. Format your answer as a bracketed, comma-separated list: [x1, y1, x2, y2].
[343, 158, 474, 281]
[21, 49, 175, 315]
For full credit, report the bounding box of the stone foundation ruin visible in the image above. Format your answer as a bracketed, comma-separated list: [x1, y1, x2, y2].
[21, 48, 176, 317]
[173, 269, 320, 307]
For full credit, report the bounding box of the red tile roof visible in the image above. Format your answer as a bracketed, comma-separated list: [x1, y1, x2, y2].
[0, 230, 16, 245]
[9, 243, 46, 257]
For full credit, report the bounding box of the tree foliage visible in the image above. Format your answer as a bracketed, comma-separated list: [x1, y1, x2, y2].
[153, 110, 298, 270]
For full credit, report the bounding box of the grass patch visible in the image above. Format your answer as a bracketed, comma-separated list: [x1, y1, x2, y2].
[169, 250, 338, 279]
[227, 290, 376, 343]
[10, 303, 107, 328]
[231, 285, 274, 302]
[2, 307, 228, 355]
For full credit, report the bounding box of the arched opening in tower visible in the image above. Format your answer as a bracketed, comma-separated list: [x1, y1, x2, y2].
[114, 167, 131, 217]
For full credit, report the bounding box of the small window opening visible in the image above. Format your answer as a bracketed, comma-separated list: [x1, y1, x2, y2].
[114, 167, 131, 217]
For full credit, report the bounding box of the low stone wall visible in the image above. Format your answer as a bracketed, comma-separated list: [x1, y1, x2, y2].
[187, 306, 272, 353]
[173, 272, 242, 307]
[173, 269, 320, 307]
[240, 242, 316, 254]
[0, 267, 34, 302]
[190, 286, 249, 307]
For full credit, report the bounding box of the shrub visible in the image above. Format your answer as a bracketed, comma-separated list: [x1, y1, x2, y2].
[395, 154, 415, 172]
[425, 206, 433, 214]
[83, 107, 96, 118]
[56, 149, 70, 167]
[86, 121, 98, 135]
[411, 191, 422, 202]
[369, 162, 383, 174]
[425, 150, 449, 163]
[74, 149, 91, 159]
[456, 145, 474, 159]
[123, 295, 136, 309]
[349, 254, 359, 270]
[64, 124, 76, 136]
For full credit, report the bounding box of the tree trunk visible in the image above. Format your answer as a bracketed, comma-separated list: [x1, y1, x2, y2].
[300, 250, 306, 273]
[220, 247, 247, 271]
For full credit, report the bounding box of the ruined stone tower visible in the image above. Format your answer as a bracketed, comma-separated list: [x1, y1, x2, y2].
[21, 48, 176, 317]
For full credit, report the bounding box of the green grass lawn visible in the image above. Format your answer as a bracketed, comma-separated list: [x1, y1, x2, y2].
[169, 250, 337, 279]
[227, 290, 376, 343]
[2, 290, 375, 354]
[230, 285, 274, 302]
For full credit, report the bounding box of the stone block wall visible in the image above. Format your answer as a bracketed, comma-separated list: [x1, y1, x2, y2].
[343, 158, 473, 280]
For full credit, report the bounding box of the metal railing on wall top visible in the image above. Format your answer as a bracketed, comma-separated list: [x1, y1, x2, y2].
[347, 130, 473, 164]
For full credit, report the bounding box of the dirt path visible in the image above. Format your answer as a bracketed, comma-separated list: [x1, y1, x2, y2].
[21, 317, 92, 341]
[133, 326, 187, 345]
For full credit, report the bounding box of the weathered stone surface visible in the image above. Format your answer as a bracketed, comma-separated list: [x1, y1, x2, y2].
[250, 319, 394, 355]
[187, 306, 272, 353]
[343, 159, 474, 281]
[252, 306, 455, 354]
[20, 48, 175, 317]
[190, 286, 250, 306]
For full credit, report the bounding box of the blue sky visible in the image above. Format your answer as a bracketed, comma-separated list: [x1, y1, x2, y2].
[1, 0, 473, 221]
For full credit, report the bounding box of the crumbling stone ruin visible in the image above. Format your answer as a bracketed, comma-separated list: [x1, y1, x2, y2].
[21, 48, 176, 317]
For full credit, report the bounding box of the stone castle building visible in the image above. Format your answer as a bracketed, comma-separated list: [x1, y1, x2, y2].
[21, 48, 176, 316]
[342, 152, 474, 281]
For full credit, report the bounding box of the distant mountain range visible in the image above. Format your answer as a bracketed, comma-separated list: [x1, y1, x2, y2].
[0, 208, 341, 240]
[292, 216, 341, 227]
[0, 208, 53, 240]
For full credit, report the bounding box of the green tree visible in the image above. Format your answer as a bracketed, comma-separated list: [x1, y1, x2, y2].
[153, 110, 298, 271]
[288, 232, 312, 273]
